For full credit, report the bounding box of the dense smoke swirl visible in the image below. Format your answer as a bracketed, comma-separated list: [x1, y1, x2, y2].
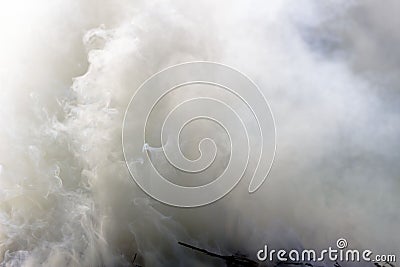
[122, 62, 276, 207]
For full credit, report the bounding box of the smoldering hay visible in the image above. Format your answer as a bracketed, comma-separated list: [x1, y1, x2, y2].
[0, 0, 399, 266]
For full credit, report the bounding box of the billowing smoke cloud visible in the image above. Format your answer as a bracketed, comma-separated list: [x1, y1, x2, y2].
[0, 0, 399, 266]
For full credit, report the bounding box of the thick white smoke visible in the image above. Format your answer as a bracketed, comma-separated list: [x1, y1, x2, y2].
[0, 0, 399, 266]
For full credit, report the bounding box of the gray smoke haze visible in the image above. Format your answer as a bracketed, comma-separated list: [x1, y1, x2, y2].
[0, 0, 399, 266]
